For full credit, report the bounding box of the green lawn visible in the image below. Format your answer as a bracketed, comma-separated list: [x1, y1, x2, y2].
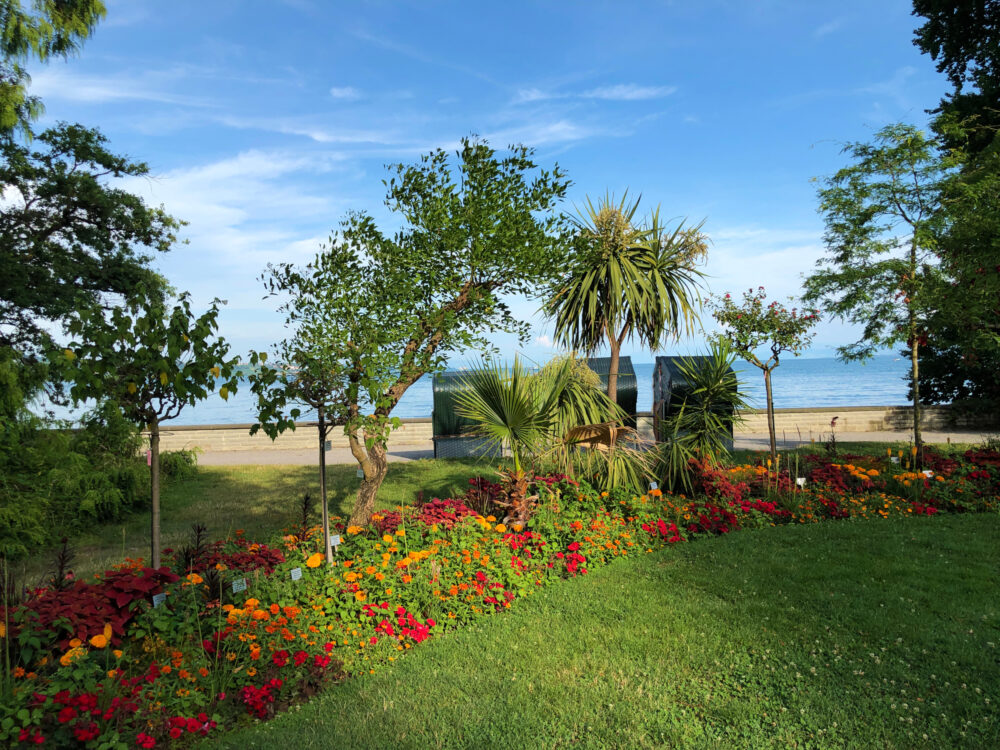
[25, 459, 489, 579]
[215, 514, 999, 749]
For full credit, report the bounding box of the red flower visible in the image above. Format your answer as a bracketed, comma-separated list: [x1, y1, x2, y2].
[136, 733, 157, 748]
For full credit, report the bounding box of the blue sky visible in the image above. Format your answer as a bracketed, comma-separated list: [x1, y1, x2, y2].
[28, 0, 948, 363]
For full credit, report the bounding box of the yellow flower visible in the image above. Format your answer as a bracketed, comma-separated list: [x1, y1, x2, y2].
[306, 553, 324, 568]
[494, 523, 506, 533]
[89, 633, 108, 649]
[395, 528, 406, 537]
[347, 525, 364, 535]
[113, 650, 123, 659]
[382, 535, 393, 544]
[354, 590, 366, 601]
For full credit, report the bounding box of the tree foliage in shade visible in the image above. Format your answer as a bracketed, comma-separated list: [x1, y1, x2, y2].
[911, 1, 1000, 414]
[62, 286, 238, 568]
[543, 192, 706, 404]
[804, 123, 952, 452]
[0, 0, 106, 138]
[0, 123, 181, 358]
[710, 288, 819, 459]
[251, 138, 572, 529]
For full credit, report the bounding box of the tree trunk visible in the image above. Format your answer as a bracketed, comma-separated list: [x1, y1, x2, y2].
[908, 238, 923, 461]
[763, 368, 777, 460]
[349, 439, 389, 527]
[910, 313, 923, 460]
[607, 338, 620, 405]
[149, 419, 161, 569]
[318, 407, 332, 565]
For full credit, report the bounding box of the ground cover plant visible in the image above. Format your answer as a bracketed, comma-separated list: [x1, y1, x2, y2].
[1, 445, 997, 747]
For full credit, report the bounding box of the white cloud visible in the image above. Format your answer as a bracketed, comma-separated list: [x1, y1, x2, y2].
[29, 67, 211, 106]
[581, 84, 677, 101]
[814, 18, 845, 38]
[329, 86, 362, 100]
[535, 334, 554, 347]
[216, 114, 402, 144]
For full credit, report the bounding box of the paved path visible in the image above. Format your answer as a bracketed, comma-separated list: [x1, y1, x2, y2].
[197, 429, 993, 466]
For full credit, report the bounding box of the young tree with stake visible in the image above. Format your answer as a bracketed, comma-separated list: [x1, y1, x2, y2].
[710, 288, 820, 459]
[63, 287, 238, 568]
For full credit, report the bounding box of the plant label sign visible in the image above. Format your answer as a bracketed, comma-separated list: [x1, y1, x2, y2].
[649, 481, 658, 491]
[152, 592, 167, 608]
[290, 567, 302, 581]
[795, 477, 807, 488]
[330, 534, 342, 550]
[922, 470, 934, 478]
[325, 440, 332, 451]
[231, 577, 247, 594]
[356, 469, 365, 479]
[891, 456, 900, 464]
[146, 450, 152, 466]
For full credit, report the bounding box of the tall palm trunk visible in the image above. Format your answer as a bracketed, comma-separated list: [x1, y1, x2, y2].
[607, 338, 621, 405]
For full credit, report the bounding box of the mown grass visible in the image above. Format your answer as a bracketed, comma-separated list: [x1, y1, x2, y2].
[23, 459, 488, 580]
[216, 514, 999, 749]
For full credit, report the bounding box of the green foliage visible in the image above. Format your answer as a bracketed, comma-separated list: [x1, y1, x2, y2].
[251, 137, 572, 527]
[159, 449, 199, 481]
[543, 192, 705, 399]
[0, 0, 105, 138]
[657, 342, 750, 492]
[63, 287, 238, 427]
[804, 123, 951, 360]
[0, 123, 181, 357]
[0, 354, 150, 558]
[62, 285, 238, 566]
[454, 354, 652, 493]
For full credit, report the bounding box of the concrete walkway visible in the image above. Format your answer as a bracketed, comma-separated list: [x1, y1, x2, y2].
[197, 429, 994, 466]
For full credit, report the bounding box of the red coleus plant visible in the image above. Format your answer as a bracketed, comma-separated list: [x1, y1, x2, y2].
[12, 567, 178, 650]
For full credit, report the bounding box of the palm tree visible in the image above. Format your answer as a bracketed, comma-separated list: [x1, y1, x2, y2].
[454, 354, 654, 520]
[543, 192, 707, 403]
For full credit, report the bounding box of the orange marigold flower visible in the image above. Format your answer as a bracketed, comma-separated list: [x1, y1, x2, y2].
[306, 552, 324, 568]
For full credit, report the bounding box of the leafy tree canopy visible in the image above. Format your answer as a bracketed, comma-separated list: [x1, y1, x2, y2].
[251, 138, 572, 527]
[0, 123, 181, 359]
[0, 0, 106, 137]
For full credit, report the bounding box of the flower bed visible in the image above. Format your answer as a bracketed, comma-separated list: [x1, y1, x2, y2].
[2, 450, 998, 747]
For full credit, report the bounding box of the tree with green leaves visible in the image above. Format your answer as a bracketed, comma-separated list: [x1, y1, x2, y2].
[0, 124, 180, 360]
[62, 286, 238, 568]
[804, 123, 952, 452]
[0, 0, 105, 138]
[911, 2, 1000, 412]
[543, 193, 706, 403]
[711, 288, 819, 459]
[248, 311, 349, 566]
[252, 138, 571, 529]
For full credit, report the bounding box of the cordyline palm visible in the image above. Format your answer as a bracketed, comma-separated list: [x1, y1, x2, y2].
[544, 192, 706, 402]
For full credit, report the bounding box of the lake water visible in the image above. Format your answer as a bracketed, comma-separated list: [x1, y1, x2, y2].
[38, 353, 912, 426]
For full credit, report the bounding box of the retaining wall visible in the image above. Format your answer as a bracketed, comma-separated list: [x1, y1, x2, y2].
[144, 405, 992, 453]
